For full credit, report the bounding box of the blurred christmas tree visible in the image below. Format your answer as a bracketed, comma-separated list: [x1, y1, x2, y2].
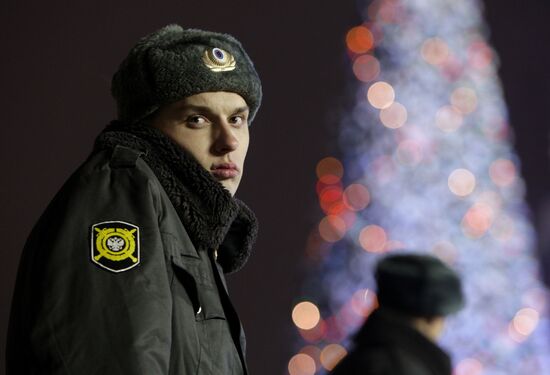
[289, 0, 550, 374]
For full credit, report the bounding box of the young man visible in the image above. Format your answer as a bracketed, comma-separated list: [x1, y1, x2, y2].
[7, 24, 262, 375]
[331, 253, 465, 375]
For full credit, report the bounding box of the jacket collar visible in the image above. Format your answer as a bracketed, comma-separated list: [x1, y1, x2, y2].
[94, 121, 258, 273]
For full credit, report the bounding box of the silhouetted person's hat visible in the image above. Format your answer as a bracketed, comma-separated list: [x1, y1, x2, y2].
[375, 253, 464, 317]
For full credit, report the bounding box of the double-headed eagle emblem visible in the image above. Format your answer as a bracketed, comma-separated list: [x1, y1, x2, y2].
[91, 221, 140, 273]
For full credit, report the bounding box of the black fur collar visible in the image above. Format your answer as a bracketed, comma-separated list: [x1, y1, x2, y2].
[94, 121, 258, 273]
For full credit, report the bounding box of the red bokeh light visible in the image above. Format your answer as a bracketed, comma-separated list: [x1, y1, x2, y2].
[346, 26, 374, 54]
[320, 186, 346, 215]
[489, 159, 516, 187]
[352, 55, 381, 82]
[316, 157, 344, 184]
[462, 203, 494, 238]
[468, 40, 493, 70]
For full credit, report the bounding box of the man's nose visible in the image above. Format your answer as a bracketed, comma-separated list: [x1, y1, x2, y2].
[212, 122, 239, 154]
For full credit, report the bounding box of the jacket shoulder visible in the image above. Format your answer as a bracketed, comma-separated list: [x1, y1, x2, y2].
[108, 144, 145, 168]
[44, 144, 164, 217]
[77, 144, 157, 183]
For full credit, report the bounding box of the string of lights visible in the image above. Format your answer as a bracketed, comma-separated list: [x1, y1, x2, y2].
[288, 0, 550, 374]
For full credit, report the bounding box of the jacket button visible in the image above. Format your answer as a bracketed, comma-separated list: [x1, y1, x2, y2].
[196, 306, 202, 315]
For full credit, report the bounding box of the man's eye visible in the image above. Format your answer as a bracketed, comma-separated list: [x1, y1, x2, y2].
[186, 115, 207, 127]
[230, 115, 247, 126]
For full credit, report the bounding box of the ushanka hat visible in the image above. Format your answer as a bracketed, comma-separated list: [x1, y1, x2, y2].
[112, 24, 262, 125]
[375, 253, 465, 317]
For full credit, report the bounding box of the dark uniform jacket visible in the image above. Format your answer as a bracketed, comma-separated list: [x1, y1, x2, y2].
[7, 124, 258, 375]
[330, 309, 452, 375]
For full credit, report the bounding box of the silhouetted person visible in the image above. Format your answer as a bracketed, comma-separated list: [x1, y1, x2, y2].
[331, 253, 464, 375]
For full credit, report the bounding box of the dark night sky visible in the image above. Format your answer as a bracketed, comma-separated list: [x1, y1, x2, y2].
[1, 1, 549, 374]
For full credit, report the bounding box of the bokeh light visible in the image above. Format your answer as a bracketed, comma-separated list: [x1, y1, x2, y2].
[367, 0, 383, 20]
[448, 168, 476, 197]
[489, 158, 516, 187]
[346, 26, 374, 54]
[359, 225, 387, 252]
[352, 54, 381, 82]
[343, 184, 371, 211]
[299, 346, 321, 371]
[288, 353, 316, 375]
[320, 186, 345, 215]
[421, 37, 449, 66]
[451, 87, 478, 114]
[320, 344, 347, 371]
[316, 157, 344, 184]
[512, 308, 540, 337]
[376, 0, 404, 24]
[379, 101, 407, 128]
[367, 81, 395, 109]
[461, 203, 494, 238]
[436, 105, 463, 132]
[292, 302, 321, 330]
[316, 179, 343, 196]
[468, 40, 493, 69]
[319, 215, 347, 242]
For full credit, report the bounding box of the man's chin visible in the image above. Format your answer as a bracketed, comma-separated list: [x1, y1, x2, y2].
[220, 181, 238, 196]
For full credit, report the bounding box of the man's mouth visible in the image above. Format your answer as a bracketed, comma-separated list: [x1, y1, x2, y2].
[211, 163, 239, 180]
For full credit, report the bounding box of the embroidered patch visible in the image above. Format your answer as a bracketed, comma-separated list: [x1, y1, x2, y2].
[91, 221, 140, 273]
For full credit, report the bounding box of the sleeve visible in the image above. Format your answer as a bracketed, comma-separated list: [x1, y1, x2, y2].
[9, 156, 173, 374]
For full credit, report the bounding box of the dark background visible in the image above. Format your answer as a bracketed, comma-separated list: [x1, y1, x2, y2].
[1, 1, 549, 374]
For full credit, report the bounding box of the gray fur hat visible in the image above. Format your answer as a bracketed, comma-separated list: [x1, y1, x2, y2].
[112, 24, 262, 125]
[375, 253, 465, 317]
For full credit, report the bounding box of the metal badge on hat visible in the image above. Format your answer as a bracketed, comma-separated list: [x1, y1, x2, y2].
[203, 47, 236, 72]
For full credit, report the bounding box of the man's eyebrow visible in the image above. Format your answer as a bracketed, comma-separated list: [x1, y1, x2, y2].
[232, 106, 250, 114]
[177, 105, 250, 115]
[177, 104, 213, 113]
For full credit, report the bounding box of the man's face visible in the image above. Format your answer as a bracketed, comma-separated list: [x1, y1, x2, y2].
[151, 92, 250, 196]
